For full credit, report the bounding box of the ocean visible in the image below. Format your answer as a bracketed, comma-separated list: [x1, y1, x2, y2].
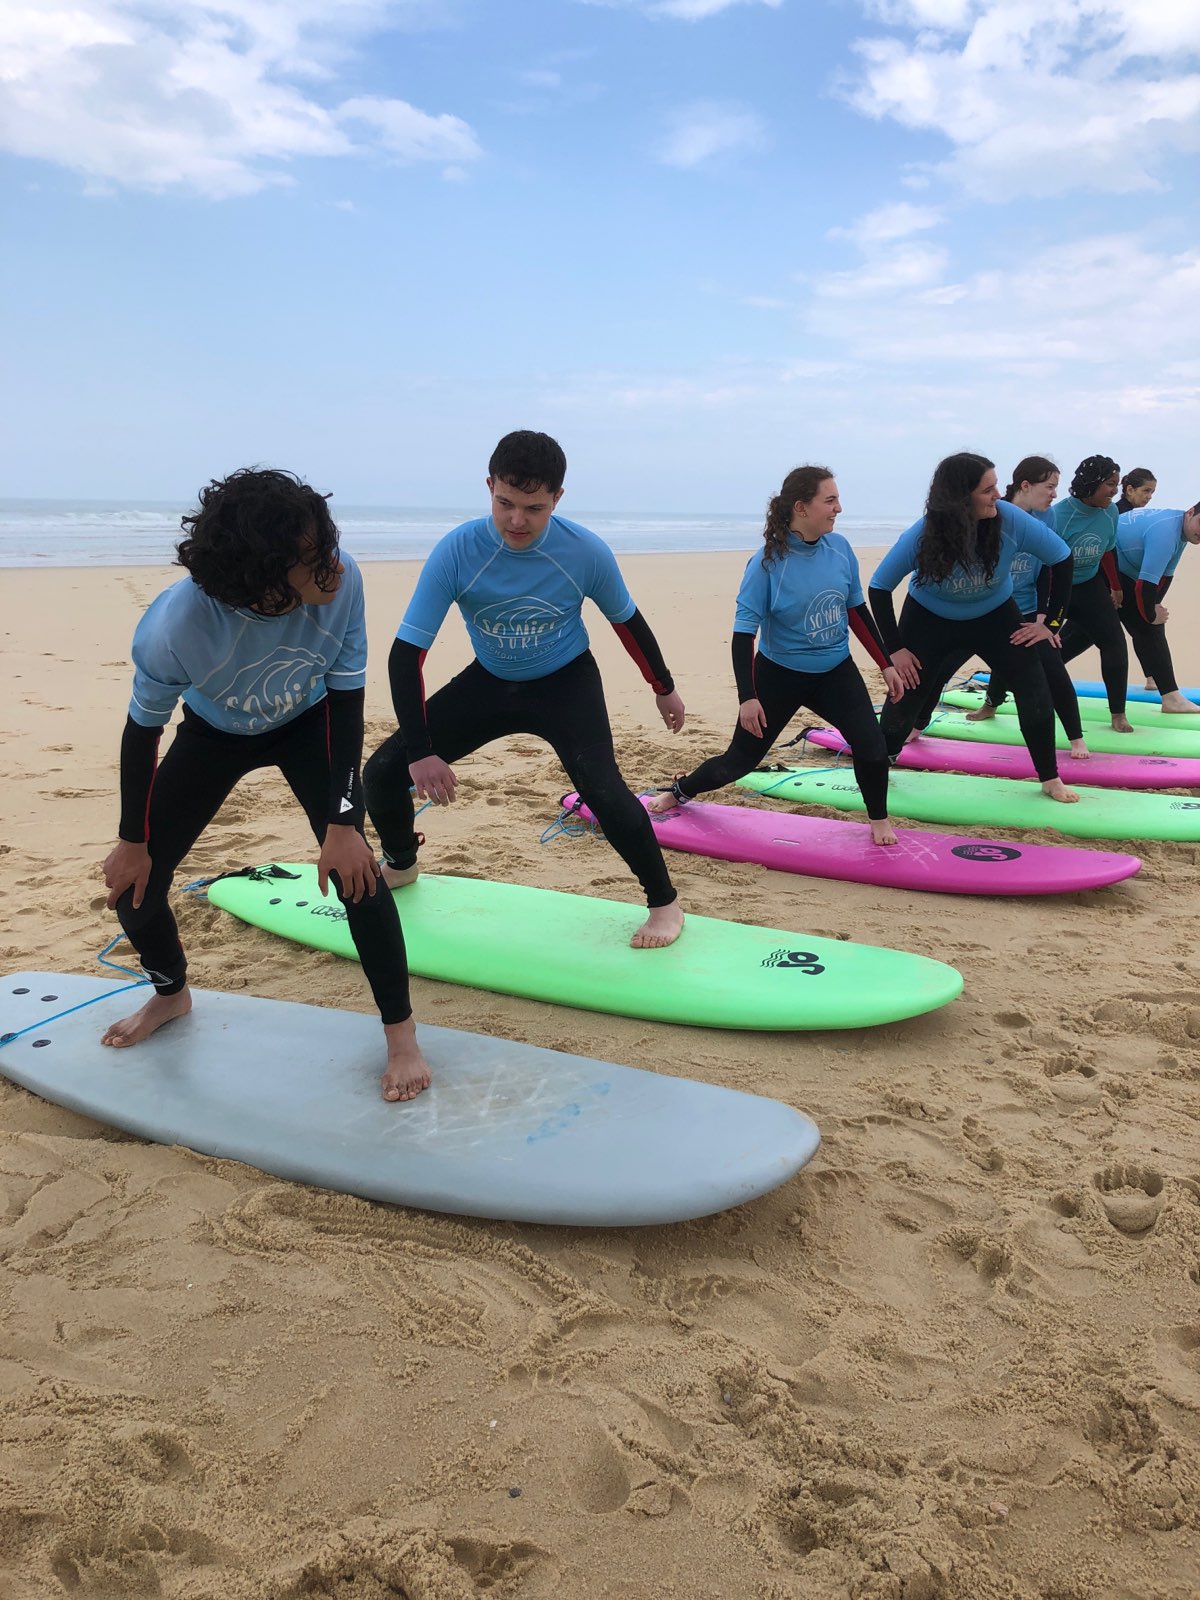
[0, 499, 906, 568]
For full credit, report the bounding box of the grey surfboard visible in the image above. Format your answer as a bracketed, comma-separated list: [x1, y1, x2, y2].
[0, 973, 821, 1227]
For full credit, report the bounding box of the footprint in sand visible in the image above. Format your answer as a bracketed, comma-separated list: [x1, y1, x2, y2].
[1043, 1054, 1103, 1109]
[1093, 1162, 1165, 1235]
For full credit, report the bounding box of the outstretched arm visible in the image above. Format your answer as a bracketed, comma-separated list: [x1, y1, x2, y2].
[610, 608, 685, 732]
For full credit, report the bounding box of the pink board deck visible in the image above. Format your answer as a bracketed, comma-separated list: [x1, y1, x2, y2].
[561, 794, 1140, 897]
[804, 727, 1200, 791]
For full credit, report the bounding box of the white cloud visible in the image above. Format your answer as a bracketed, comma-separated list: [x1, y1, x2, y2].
[656, 102, 767, 167]
[0, 2, 482, 197]
[828, 200, 943, 245]
[846, 0, 1200, 198]
[578, 0, 781, 16]
[518, 69, 562, 88]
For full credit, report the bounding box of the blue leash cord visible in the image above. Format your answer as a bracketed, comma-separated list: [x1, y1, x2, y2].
[0, 935, 150, 1049]
[541, 796, 604, 845]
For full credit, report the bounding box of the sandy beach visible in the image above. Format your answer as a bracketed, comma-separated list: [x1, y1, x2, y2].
[3, 549, 1200, 1600]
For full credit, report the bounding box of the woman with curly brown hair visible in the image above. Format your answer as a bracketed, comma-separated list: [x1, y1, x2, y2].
[648, 465, 902, 845]
[867, 452, 1079, 804]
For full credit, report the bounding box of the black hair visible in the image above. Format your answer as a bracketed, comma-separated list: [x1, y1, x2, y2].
[1004, 455, 1058, 501]
[762, 465, 834, 565]
[1116, 466, 1156, 514]
[915, 453, 1000, 586]
[1069, 455, 1120, 501]
[488, 430, 567, 495]
[176, 467, 339, 613]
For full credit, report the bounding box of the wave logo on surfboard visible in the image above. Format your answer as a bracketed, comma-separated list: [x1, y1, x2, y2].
[473, 596, 566, 657]
[950, 844, 1022, 862]
[761, 949, 826, 974]
[802, 588, 848, 647]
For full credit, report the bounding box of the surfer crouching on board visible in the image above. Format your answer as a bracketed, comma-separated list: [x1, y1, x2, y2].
[868, 452, 1080, 805]
[647, 465, 902, 846]
[100, 468, 430, 1103]
[364, 430, 686, 949]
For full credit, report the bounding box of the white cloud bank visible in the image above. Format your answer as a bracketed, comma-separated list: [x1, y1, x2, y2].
[847, 0, 1200, 197]
[0, 2, 481, 197]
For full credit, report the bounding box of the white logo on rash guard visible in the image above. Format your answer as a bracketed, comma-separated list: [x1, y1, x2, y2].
[217, 648, 327, 726]
[802, 587, 848, 646]
[472, 596, 567, 654]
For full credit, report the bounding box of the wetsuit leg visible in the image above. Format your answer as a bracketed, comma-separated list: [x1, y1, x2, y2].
[972, 605, 1057, 780]
[879, 598, 973, 758]
[276, 704, 413, 1025]
[1117, 574, 1177, 694]
[1037, 636, 1084, 740]
[532, 654, 677, 907]
[115, 711, 255, 994]
[802, 657, 890, 819]
[1058, 573, 1129, 715]
[364, 661, 515, 870]
[674, 653, 809, 797]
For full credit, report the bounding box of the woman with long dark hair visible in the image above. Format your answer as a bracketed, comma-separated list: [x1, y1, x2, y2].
[1054, 455, 1133, 733]
[868, 452, 1078, 803]
[962, 455, 1089, 758]
[648, 465, 902, 844]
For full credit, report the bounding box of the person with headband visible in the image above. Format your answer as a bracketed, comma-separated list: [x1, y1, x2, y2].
[1116, 468, 1157, 516]
[1115, 499, 1200, 714]
[648, 465, 901, 845]
[868, 452, 1079, 804]
[1053, 455, 1132, 733]
[961, 456, 1089, 759]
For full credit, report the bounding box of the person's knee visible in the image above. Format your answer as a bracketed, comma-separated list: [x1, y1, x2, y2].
[363, 733, 408, 793]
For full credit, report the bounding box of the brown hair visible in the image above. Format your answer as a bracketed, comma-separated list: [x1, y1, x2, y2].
[763, 465, 834, 565]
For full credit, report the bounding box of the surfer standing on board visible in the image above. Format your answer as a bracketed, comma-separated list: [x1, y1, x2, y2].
[1052, 455, 1134, 734]
[1113, 501, 1200, 715]
[868, 452, 1081, 804]
[99, 468, 430, 1103]
[646, 466, 903, 846]
[364, 430, 686, 949]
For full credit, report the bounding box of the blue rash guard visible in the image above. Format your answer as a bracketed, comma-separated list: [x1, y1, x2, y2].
[869, 500, 1070, 620]
[735, 532, 869, 675]
[1116, 507, 1189, 584]
[1007, 505, 1056, 615]
[398, 513, 637, 682]
[128, 551, 368, 734]
[1054, 496, 1119, 584]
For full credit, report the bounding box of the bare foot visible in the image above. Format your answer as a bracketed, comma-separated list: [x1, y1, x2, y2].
[870, 817, 898, 846]
[965, 702, 996, 722]
[631, 899, 685, 949]
[381, 1017, 431, 1102]
[380, 861, 420, 890]
[101, 987, 192, 1047]
[646, 792, 680, 815]
[1068, 738, 1090, 759]
[1111, 713, 1135, 734]
[1160, 692, 1200, 714]
[1042, 777, 1080, 804]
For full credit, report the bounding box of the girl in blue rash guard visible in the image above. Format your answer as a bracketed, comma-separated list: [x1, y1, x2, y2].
[646, 465, 903, 845]
[99, 468, 429, 1104]
[363, 430, 686, 950]
[1053, 455, 1134, 733]
[868, 452, 1079, 804]
[961, 456, 1089, 759]
[1115, 501, 1200, 713]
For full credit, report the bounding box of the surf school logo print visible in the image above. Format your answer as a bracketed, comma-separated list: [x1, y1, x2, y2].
[761, 949, 826, 974]
[472, 596, 566, 658]
[215, 648, 327, 729]
[950, 844, 1022, 863]
[802, 588, 848, 647]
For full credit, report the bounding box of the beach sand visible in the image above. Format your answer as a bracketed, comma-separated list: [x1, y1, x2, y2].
[2, 552, 1200, 1599]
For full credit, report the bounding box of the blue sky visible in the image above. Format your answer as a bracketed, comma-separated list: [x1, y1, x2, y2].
[2, 0, 1197, 515]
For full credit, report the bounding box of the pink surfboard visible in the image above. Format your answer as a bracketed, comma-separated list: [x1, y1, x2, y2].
[560, 794, 1140, 897]
[803, 727, 1200, 791]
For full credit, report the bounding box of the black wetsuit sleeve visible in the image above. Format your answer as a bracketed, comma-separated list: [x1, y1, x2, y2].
[1136, 574, 1171, 623]
[388, 637, 434, 760]
[610, 608, 674, 695]
[1044, 554, 1074, 631]
[1035, 565, 1051, 616]
[118, 716, 163, 843]
[867, 587, 902, 656]
[325, 687, 366, 828]
[848, 603, 892, 669]
[731, 631, 757, 701]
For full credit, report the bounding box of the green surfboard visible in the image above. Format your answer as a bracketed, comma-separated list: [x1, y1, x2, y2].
[206, 866, 962, 1031]
[737, 766, 1200, 842]
[939, 688, 1200, 756]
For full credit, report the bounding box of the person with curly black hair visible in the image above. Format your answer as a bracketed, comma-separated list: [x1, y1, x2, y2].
[100, 467, 429, 1103]
[364, 430, 687, 949]
[1053, 455, 1133, 733]
[867, 452, 1079, 804]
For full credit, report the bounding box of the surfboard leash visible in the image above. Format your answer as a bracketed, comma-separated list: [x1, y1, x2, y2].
[0, 937, 150, 1049]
